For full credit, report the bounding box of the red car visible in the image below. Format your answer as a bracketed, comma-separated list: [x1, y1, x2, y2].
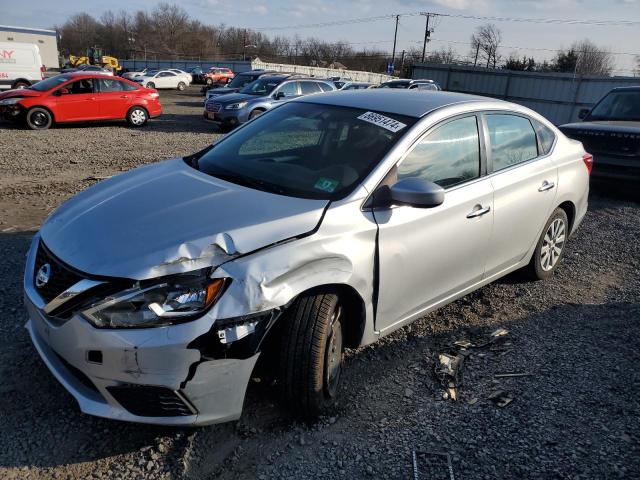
[0, 72, 162, 130]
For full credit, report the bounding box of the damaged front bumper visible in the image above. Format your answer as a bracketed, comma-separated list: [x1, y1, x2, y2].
[23, 237, 263, 426]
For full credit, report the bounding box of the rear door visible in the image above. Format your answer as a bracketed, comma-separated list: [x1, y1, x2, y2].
[95, 78, 133, 119]
[52, 78, 97, 122]
[482, 113, 558, 276]
[374, 114, 494, 333]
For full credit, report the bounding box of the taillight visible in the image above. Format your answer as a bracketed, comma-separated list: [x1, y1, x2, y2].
[582, 153, 593, 175]
[40, 65, 45, 80]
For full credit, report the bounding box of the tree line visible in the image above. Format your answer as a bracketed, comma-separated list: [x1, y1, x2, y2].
[55, 4, 626, 76]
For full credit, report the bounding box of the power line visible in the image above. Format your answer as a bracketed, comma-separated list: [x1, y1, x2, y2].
[250, 11, 640, 31]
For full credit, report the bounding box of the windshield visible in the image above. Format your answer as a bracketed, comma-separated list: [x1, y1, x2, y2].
[239, 77, 281, 96]
[379, 82, 408, 89]
[228, 74, 258, 89]
[187, 102, 416, 200]
[588, 91, 640, 121]
[29, 75, 71, 92]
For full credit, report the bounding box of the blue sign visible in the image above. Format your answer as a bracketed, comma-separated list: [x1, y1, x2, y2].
[387, 62, 395, 74]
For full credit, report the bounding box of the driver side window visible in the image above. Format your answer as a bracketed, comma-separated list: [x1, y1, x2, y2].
[397, 116, 481, 189]
[277, 81, 299, 97]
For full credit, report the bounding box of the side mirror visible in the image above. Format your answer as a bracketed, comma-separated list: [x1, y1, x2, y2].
[274, 91, 285, 100]
[388, 177, 445, 208]
[578, 108, 590, 120]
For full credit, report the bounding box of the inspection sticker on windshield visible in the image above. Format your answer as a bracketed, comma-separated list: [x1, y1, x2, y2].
[357, 111, 407, 133]
[314, 177, 339, 193]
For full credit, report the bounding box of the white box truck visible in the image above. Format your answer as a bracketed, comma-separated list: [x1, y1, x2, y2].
[0, 42, 45, 90]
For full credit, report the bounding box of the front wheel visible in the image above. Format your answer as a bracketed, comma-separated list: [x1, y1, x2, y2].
[279, 292, 344, 418]
[526, 208, 569, 280]
[127, 106, 148, 127]
[145, 82, 155, 89]
[206, 78, 213, 85]
[177, 82, 186, 91]
[26, 107, 52, 130]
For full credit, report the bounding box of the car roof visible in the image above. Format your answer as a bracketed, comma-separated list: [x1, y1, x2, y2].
[295, 89, 496, 118]
[610, 86, 640, 92]
[60, 72, 110, 79]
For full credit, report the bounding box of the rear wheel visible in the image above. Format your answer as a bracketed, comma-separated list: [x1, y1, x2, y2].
[126, 106, 148, 127]
[526, 208, 569, 280]
[279, 292, 344, 418]
[12, 80, 30, 89]
[177, 82, 186, 91]
[206, 78, 213, 86]
[25, 107, 52, 130]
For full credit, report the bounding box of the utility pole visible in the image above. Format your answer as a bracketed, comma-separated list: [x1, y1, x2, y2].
[400, 49, 406, 73]
[242, 29, 247, 61]
[473, 43, 480, 67]
[391, 14, 399, 68]
[421, 13, 432, 63]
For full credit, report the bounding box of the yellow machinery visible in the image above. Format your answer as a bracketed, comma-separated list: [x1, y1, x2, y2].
[68, 47, 122, 73]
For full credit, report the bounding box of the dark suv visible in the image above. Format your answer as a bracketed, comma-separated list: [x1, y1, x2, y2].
[559, 86, 640, 184]
[202, 69, 277, 100]
[204, 75, 335, 129]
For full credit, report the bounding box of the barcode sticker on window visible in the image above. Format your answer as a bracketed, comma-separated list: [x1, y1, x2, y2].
[357, 111, 407, 133]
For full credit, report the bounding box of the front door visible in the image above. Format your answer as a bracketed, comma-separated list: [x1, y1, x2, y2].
[52, 78, 97, 122]
[482, 113, 558, 276]
[374, 115, 494, 333]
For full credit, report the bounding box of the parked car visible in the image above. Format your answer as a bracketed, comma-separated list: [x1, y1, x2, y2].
[169, 69, 193, 84]
[379, 79, 442, 91]
[60, 64, 114, 76]
[559, 86, 640, 184]
[204, 75, 334, 129]
[190, 66, 206, 84]
[202, 69, 277, 101]
[0, 72, 161, 129]
[0, 41, 45, 90]
[339, 81, 371, 90]
[203, 67, 235, 86]
[327, 77, 353, 89]
[122, 68, 152, 80]
[134, 70, 188, 90]
[23, 89, 589, 426]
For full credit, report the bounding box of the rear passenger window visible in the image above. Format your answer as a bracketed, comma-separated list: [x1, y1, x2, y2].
[300, 81, 322, 95]
[532, 119, 556, 155]
[486, 114, 538, 171]
[98, 79, 124, 92]
[398, 116, 481, 188]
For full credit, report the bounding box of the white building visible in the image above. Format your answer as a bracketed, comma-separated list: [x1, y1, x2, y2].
[0, 25, 59, 69]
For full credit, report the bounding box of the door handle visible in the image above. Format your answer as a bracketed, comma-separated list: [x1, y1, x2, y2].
[467, 205, 491, 218]
[538, 181, 555, 192]
[86, 97, 96, 101]
[120, 95, 129, 99]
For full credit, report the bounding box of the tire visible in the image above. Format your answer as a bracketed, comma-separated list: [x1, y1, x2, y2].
[12, 80, 30, 89]
[25, 107, 52, 130]
[126, 106, 148, 127]
[279, 292, 344, 418]
[526, 208, 569, 280]
[206, 78, 213, 85]
[249, 109, 264, 120]
[177, 82, 186, 91]
[145, 82, 155, 89]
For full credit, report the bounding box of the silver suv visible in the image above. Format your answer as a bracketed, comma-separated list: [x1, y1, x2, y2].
[24, 90, 589, 426]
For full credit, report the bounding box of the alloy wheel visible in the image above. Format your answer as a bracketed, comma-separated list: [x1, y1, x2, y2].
[324, 305, 343, 398]
[540, 218, 566, 271]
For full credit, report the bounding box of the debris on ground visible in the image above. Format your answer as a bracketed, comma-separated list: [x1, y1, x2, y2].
[488, 390, 514, 408]
[435, 352, 465, 401]
[494, 372, 532, 379]
[412, 451, 455, 480]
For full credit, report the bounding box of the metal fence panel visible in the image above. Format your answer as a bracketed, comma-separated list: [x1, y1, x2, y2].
[412, 63, 640, 124]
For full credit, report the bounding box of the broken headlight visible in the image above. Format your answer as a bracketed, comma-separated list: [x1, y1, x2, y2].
[81, 271, 228, 328]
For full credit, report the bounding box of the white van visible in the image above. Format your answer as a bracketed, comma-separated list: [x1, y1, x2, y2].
[0, 42, 44, 90]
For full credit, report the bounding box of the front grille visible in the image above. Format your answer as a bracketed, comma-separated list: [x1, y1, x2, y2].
[34, 241, 85, 303]
[106, 385, 195, 417]
[568, 131, 640, 157]
[205, 101, 216, 112]
[212, 102, 222, 113]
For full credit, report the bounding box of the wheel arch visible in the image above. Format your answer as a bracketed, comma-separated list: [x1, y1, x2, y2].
[557, 200, 576, 233]
[11, 78, 32, 89]
[27, 104, 56, 123]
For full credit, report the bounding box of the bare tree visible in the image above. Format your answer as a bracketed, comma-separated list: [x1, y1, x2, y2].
[572, 39, 613, 76]
[470, 23, 502, 68]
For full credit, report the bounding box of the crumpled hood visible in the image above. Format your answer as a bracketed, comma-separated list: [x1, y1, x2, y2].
[40, 159, 328, 280]
[0, 89, 42, 100]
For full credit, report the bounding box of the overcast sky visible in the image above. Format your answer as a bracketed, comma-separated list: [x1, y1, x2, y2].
[1, 0, 639, 74]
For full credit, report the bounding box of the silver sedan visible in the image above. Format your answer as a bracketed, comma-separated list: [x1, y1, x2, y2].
[24, 90, 590, 425]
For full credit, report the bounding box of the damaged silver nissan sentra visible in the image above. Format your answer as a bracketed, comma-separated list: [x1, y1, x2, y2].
[24, 89, 590, 425]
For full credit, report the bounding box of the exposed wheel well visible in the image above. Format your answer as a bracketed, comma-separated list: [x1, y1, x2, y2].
[558, 201, 576, 233]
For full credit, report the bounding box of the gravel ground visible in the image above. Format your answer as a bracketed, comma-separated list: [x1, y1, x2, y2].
[0, 87, 638, 479]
